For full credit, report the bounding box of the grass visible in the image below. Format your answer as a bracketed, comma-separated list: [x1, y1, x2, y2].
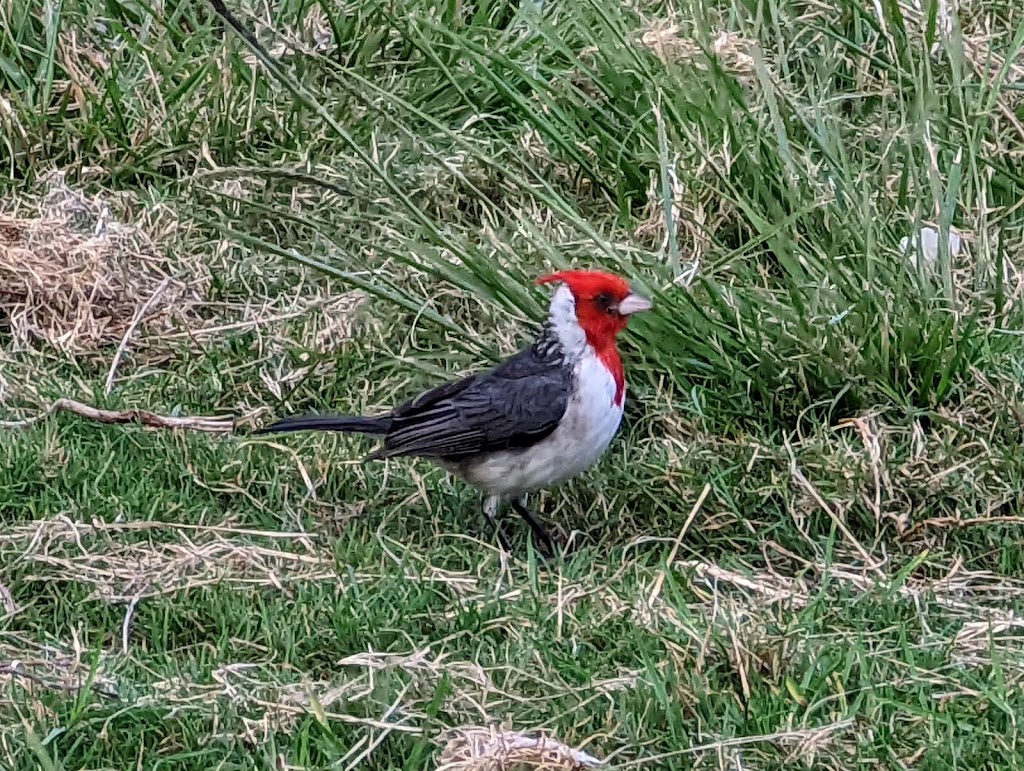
[3, 0, 1024, 767]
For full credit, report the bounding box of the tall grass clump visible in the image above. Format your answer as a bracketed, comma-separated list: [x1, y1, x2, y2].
[194, 0, 1024, 432]
[4, 0, 1022, 433]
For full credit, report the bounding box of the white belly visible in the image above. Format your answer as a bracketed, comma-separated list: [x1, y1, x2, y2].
[451, 355, 624, 497]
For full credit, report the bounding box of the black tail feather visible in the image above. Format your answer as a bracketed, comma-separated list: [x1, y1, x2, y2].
[253, 415, 390, 436]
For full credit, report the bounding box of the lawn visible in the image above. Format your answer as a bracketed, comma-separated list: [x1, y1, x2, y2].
[2, 0, 1024, 768]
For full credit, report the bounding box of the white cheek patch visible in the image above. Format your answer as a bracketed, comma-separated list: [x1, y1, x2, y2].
[548, 284, 587, 360]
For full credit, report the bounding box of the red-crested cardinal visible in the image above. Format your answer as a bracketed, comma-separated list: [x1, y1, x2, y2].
[255, 270, 652, 553]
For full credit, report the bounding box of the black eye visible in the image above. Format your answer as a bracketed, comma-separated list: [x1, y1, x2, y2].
[594, 291, 618, 315]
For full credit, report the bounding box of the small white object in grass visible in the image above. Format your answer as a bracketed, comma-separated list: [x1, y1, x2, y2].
[899, 226, 963, 268]
[94, 204, 111, 236]
[828, 309, 850, 326]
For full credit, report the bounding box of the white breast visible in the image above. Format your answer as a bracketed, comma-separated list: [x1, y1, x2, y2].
[456, 352, 625, 498]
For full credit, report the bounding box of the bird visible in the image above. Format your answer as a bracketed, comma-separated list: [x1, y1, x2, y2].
[254, 269, 653, 554]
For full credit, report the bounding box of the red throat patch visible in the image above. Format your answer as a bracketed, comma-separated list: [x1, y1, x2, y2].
[598, 346, 625, 406]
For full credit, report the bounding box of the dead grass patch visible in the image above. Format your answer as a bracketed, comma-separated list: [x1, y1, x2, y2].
[677, 553, 1024, 683]
[234, 0, 335, 65]
[775, 392, 1024, 541]
[437, 726, 605, 770]
[637, 19, 755, 75]
[2, 518, 341, 603]
[143, 658, 422, 746]
[0, 632, 120, 707]
[0, 171, 208, 354]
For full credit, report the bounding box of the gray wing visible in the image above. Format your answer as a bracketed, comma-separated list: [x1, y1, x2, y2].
[372, 347, 572, 461]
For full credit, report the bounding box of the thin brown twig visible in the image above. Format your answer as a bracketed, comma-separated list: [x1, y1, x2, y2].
[0, 397, 238, 432]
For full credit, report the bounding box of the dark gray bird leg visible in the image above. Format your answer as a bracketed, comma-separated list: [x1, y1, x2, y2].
[512, 496, 554, 556]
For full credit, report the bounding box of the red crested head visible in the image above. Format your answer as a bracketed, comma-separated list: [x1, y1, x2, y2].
[536, 269, 652, 405]
[536, 269, 652, 346]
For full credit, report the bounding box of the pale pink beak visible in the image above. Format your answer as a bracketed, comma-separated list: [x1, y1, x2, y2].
[617, 291, 653, 316]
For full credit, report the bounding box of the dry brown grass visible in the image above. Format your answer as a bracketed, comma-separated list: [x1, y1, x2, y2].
[637, 18, 755, 74]
[628, 17, 763, 280]
[2, 518, 339, 605]
[0, 633, 120, 709]
[0, 363, 14, 407]
[676, 550, 1024, 681]
[0, 517, 634, 759]
[0, 171, 208, 354]
[4, 508, 1021, 767]
[0, 170, 372, 428]
[437, 726, 605, 770]
[142, 659, 424, 747]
